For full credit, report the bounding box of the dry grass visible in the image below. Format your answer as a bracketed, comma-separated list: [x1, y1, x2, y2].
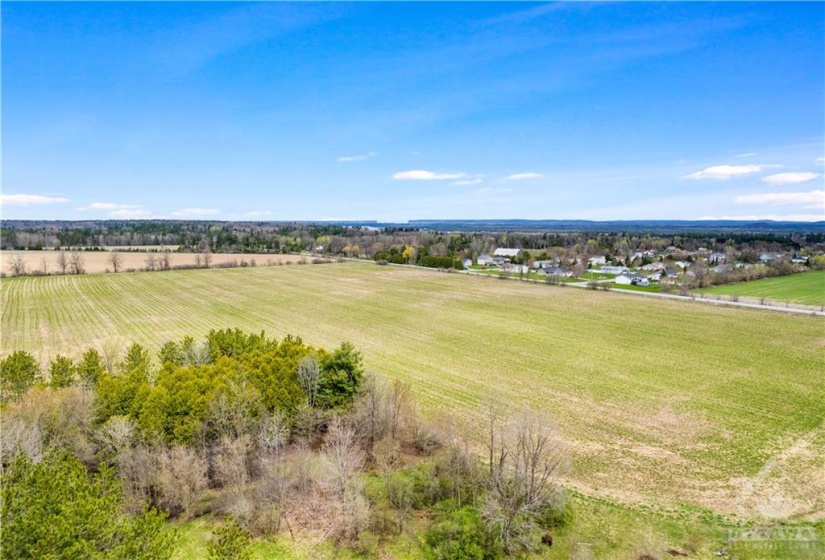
[2, 261, 823, 521]
[1, 250, 298, 275]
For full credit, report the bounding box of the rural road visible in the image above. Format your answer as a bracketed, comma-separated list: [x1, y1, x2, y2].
[459, 269, 825, 317]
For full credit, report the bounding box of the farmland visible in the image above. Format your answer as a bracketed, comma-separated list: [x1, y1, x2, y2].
[698, 271, 825, 306]
[2, 262, 823, 525]
[1, 250, 299, 275]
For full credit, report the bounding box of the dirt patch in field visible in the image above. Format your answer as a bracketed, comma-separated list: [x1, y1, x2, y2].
[642, 405, 715, 444]
[626, 443, 688, 463]
[724, 427, 825, 522]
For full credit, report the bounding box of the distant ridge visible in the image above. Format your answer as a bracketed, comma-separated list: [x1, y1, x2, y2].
[3, 219, 824, 234]
[331, 219, 825, 233]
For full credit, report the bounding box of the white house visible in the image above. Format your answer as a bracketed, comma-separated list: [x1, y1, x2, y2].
[588, 255, 607, 266]
[532, 259, 556, 269]
[600, 265, 629, 275]
[463, 259, 473, 269]
[502, 263, 529, 274]
[640, 263, 664, 272]
[494, 248, 522, 259]
[477, 254, 493, 266]
[615, 273, 648, 286]
[543, 266, 573, 278]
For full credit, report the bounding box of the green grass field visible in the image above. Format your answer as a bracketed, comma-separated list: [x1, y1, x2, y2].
[169, 489, 822, 560]
[2, 262, 823, 528]
[697, 271, 825, 306]
[608, 282, 661, 293]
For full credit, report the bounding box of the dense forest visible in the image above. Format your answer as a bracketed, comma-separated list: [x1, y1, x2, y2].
[1, 330, 569, 559]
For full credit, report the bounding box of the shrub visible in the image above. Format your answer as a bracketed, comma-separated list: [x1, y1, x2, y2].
[208, 517, 252, 560]
[1, 451, 174, 560]
[354, 529, 379, 557]
[424, 506, 501, 560]
[537, 499, 573, 529]
[1, 350, 40, 402]
[49, 355, 77, 388]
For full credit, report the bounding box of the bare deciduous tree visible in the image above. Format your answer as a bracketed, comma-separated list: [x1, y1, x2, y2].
[145, 252, 157, 271]
[337, 477, 370, 542]
[481, 397, 505, 477]
[8, 253, 26, 276]
[322, 417, 365, 498]
[288, 441, 318, 495]
[100, 338, 124, 374]
[208, 380, 263, 439]
[68, 251, 85, 274]
[257, 410, 290, 455]
[114, 442, 159, 512]
[253, 458, 290, 535]
[435, 413, 480, 508]
[679, 278, 693, 296]
[99, 415, 135, 456]
[214, 434, 252, 488]
[692, 259, 709, 289]
[156, 445, 208, 518]
[297, 356, 319, 408]
[54, 386, 95, 463]
[1, 414, 44, 464]
[353, 374, 414, 458]
[108, 252, 124, 273]
[482, 411, 568, 554]
[57, 251, 68, 274]
[159, 251, 172, 271]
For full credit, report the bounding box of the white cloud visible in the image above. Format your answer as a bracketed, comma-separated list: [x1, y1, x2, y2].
[696, 214, 823, 222]
[817, 157, 824, 164]
[109, 209, 153, 218]
[761, 172, 821, 185]
[170, 207, 221, 217]
[76, 202, 155, 218]
[337, 151, 377, 163]
[682, 164, 769, 180]
[735, 152, 757, 158]
[392, 170, 468, 181]
[1, 193, 69, 206]
[451, 178, 483, 186]
[78, 202, 141, 211]
[502, 172, 542, 181]
[475, 187, 513, 195]
[735, 190, 824, 208]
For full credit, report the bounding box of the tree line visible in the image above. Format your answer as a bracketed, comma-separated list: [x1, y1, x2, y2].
[1, 330, 570, 559]
[4, 221, 823, 264]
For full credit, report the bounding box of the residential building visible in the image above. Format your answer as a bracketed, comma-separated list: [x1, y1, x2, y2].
[494, 248, 522, 259]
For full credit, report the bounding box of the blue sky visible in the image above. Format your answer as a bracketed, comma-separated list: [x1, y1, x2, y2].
[2, 2, 823, 222]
